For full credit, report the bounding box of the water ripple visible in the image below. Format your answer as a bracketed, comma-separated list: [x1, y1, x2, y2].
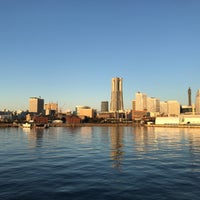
[1, 127, 200, 200]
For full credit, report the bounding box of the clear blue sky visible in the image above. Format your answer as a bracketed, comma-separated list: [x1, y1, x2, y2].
[0, 0, 200, 111]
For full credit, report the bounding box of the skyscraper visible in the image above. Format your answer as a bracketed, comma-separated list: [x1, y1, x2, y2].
[110, 77, 124, 112]
[29, 97, 44, 114]
[188, 87, 192, 106]
[195, 89, 200, 114]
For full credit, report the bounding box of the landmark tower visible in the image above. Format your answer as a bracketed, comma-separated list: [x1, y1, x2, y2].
[188, 87, 192, 106]
[110, 77, 124, 112]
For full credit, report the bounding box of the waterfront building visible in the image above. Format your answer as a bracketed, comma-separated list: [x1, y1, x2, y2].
[29, 97, 44, 114]
[195, 89, 200, 114]
[181, 105, 192, 114]
[132, 110, 147, 121]
[135, 92, 147, 111]
[167, 100, 180, 116]
[155, 115, 200, 125]
[180, 115, 200, 124]
[110, 77, 124, 112]
[155, 117, 180, 125]
[101, 101, 109, 112]
[65, 115, 81, 124]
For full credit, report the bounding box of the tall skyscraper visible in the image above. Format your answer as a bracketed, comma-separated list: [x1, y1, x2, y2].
[195, 89, 200, 114]
[29, 97, 44, 114]
[110, 77, 124, 112]
[188, 87, 192, 106]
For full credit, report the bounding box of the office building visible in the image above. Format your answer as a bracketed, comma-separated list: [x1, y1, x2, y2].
[110, 77, 124, 112]
[167, 100, 180, 116]
[101, 101, 109, 112]
[44, 102, 58, 115]
[135, 92, 147, 111]
[160, 101, 168, 116]
[29, 97, 44, 114]
[147, 97, 160, 113]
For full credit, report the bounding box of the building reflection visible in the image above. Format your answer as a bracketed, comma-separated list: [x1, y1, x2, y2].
[23, 128, 45, 148]
[110, 126, 124, 170]
[133, 126, 159, 153]
[133, 126, 200, 165]
[80, 127, 92, 144]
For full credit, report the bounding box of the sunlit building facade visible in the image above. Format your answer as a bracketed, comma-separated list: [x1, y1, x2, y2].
[44, 102, 58, 115]
[160, 101, 168, 116]
[29, 97, 44, 114]
[167, 100, 180, 116]
[110, 77, 124, 112]
[147, 97, 160, 113]
[135, 92, 147, 111]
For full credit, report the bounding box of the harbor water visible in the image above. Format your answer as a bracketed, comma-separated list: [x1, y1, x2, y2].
[1, 126, 200, 200]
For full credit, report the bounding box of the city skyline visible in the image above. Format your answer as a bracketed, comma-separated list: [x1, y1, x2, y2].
[0, 77, 199, 113]
[0, 1, 200, 111]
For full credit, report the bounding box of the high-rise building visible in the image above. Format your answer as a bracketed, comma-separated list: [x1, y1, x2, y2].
[147, 97, 160, 113]
[195, 89, 200, 114]
[188, 87, 192, 106]
[135, 92, 147, 111]
[29, 97, 44, 114]
[110, 77, 124, 112]
[101, 101, 109, 112]
[167, 100, 180, 116]
[160, 101, 168, 115]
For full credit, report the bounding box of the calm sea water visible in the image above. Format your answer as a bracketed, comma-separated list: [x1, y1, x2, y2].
[1, 126, 200, 200]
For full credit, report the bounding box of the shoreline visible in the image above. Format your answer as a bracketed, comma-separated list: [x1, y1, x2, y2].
[1, 123, 200, 128]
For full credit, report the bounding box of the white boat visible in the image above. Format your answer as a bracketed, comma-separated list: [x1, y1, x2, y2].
[22, 122, 31, 128]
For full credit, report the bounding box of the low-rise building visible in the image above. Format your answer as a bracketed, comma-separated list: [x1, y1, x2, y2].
[76, 106, 96, 119]
[66, 115, 81, 124]
[155, 117, 180, 125]
[180, 115, 200, 125]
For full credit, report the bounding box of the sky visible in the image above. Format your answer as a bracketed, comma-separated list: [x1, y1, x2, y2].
[0, 0, 200, 111]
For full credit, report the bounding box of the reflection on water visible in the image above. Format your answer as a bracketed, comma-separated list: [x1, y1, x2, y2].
[80, 127, 92, 144]
[133, 126, 159, 153]
[110, 126, 124, 170]
[2, 126, 200, 200]
[23, 128, 45, 148]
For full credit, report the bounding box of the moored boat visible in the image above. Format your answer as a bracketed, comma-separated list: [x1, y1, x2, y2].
[22, 122, 31, 128]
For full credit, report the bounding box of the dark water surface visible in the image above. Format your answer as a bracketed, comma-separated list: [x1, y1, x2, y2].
[1, 126, 200, 200]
